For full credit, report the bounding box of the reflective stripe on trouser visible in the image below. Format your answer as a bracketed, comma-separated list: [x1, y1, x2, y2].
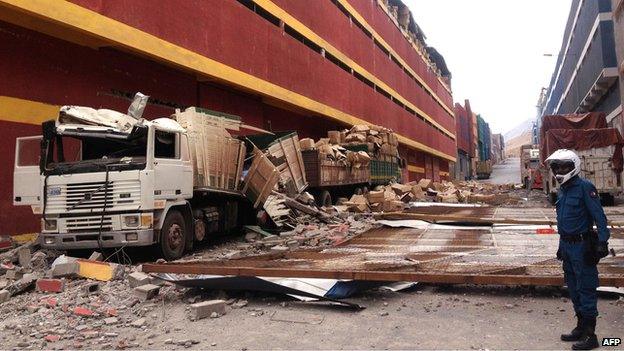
[560, 239, 599, 318]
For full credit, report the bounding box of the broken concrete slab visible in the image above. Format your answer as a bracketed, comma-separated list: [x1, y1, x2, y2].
[17, 246, 31, 268]
[127, 272, 151, 288]
[133, 284, 160, 301]
[0, 289, 9, 303]
[50, 262, 80, 278]
[5, 268, 24, 281]
[88, 251, 104, 262]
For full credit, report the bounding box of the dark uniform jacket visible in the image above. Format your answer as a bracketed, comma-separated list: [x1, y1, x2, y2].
[556, 176, 610, 242]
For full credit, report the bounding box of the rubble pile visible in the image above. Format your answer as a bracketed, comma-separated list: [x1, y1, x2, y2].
[0, 245, 191, 349]
[190, 214, 378, 262]
[336, 179, 522, 213]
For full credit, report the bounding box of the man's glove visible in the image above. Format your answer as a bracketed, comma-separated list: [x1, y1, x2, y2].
[584, 241, 609, 265]
[595, 241, 609, 261]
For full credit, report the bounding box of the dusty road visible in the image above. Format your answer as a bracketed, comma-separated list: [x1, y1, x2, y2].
[485, 157, 520, 185]
[2, 281, 622, 350]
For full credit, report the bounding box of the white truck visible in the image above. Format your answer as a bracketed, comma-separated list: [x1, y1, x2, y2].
[544, 146, 622, 206]
[13, 104, 276, 260]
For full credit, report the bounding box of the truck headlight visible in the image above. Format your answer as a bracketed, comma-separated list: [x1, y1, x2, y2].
[42, 219, 58, 232]
[123, 215, 140, 227]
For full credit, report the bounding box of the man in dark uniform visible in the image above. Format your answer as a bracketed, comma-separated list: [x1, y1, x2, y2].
[546, 149, 611, 350]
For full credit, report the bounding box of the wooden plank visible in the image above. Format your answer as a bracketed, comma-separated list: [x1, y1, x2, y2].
[142, 263, 624, 287]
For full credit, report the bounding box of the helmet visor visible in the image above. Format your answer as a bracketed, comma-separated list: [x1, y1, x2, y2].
[549, 159, 575, 176]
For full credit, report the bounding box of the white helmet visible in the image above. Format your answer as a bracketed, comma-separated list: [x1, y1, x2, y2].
[545, 149, 581, 185]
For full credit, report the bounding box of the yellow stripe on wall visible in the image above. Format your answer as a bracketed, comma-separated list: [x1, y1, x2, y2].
[254, 0, 455, 140]
[336, 0, 454, 113]
[0, 96, 59, 125]
[0, 0, 456, 162]
[407, 165, 425, 173]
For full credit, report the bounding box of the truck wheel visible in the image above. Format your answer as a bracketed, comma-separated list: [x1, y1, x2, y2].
[362, 186, 369, 194]
[548, 192, 557, 206]
[160, 210, 186, 261]
[354, 187, 363, 195]
[318, 190, 332, 207]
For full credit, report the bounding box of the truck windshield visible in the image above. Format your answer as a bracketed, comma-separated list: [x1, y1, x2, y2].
[44, 133, 148, 175]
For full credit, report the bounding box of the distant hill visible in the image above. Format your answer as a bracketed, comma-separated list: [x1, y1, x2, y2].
[504, 118, 534, 142]
[505, 129, 533, 157]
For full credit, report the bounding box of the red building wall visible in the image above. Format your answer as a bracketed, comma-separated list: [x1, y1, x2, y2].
[0, 0, 456, 235]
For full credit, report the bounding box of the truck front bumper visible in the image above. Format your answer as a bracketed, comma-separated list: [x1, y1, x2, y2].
[40, 229, 154, 250]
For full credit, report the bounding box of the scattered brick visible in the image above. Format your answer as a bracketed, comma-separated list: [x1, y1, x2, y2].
[42, 297, 58, 308]
[133, 284, 160, 301]
[44, 335, 60, 343]
[36, 278, 65, 293]
[190, 300, 226, 320]
[127, 272, 150, 288]
[83, 282, 100, 295]
[73, 306, 95, 317]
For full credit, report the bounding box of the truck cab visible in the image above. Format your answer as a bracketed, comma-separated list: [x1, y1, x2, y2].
[14, 113, 197, 260]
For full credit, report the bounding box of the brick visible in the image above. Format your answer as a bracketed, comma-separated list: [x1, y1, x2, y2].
[189, 300, 226, 320]
[76, 260, 114, 281]
[88, 251, 104, 262]
[82, 282, 100, 295]
[17, 247, 31, 267]
[51, 262, 80, 278]
[133, 284, 160, 301]
[43, 297, 58, 308]
[103, 317, 118, 325]
[44, 335, 60, 343]
[127, 272, 150, 288]
[0, 289, 9, 303]
[36, 278, 65, 293]
[130, 317, 146, 328]
[73, 306, 95, 317]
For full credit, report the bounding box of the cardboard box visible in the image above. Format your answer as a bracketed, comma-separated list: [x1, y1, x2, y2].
[299, 138, 315, 150]
[328, 131, 341, 144]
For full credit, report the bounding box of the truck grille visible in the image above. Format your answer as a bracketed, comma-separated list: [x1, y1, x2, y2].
[45, 180, 141, 213]
[66, 216, 113, 233]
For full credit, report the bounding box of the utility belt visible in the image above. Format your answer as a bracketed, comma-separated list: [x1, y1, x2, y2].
[560, 230, 597, 243]
[560, 233, 586, 243]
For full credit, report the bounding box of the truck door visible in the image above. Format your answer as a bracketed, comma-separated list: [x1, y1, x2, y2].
[14, 136, 42, 206]
[153, 131, 192, 198]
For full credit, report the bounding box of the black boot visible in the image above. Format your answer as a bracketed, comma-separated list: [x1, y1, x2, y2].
[572, 317, 599, 350]
[561, 314, 583, 341]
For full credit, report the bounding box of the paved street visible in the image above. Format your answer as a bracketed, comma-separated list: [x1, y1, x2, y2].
[484, 157, 521, 184]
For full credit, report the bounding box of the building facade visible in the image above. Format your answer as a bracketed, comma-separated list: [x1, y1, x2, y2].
[454, 99, 475, 180]
[490, 134, 505, 164]
[0, 0, 456, 235]
[542, 0, 620, 125]
[611, 0, 624, 135]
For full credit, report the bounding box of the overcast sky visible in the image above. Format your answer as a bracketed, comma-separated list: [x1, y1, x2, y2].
[405, 0, 572, 135]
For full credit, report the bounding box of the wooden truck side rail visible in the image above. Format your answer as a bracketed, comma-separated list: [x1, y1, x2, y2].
[302, 149, 370, 188]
